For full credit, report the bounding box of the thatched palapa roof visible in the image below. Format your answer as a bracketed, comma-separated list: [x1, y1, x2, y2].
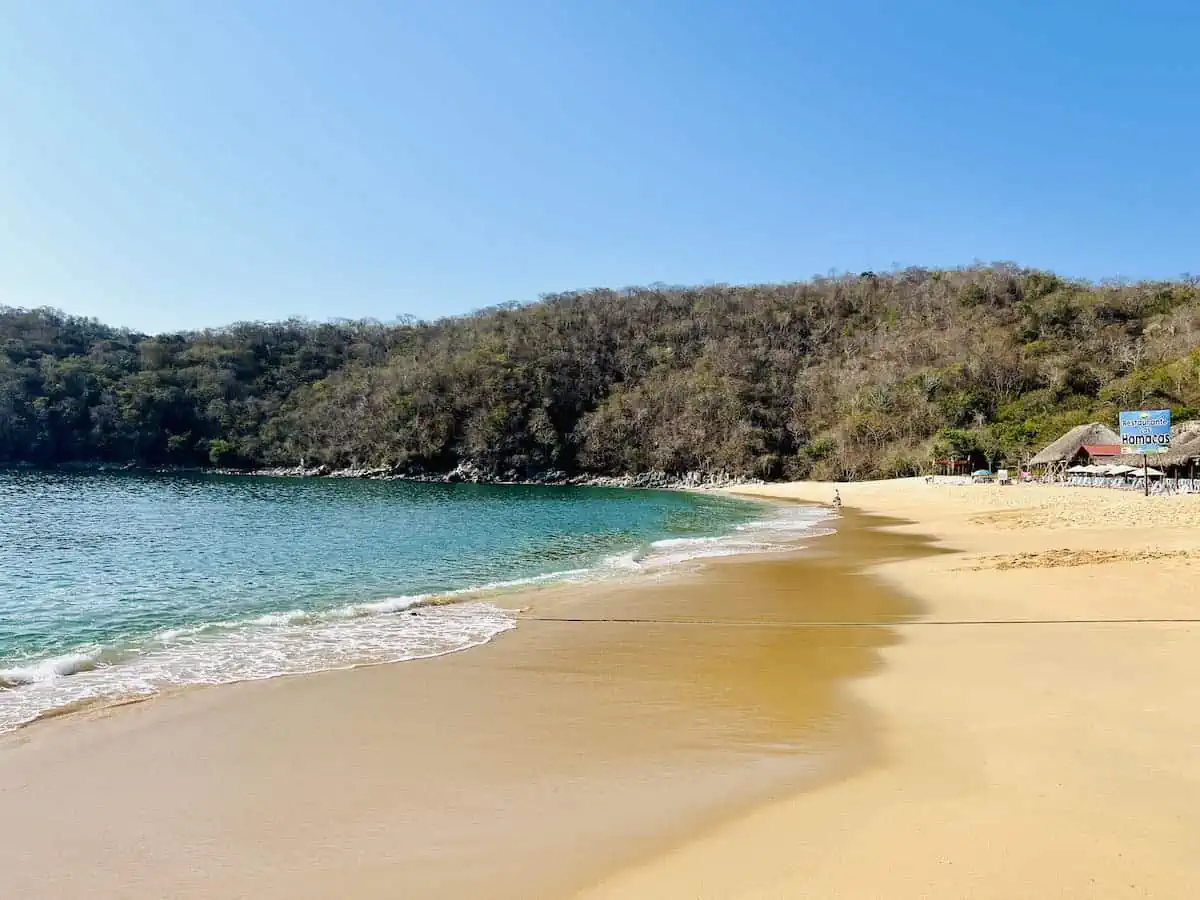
[1162, 423, 1200, 467]
[1029, 423, 1121, 467]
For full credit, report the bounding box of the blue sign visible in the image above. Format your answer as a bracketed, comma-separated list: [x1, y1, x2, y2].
[1119, 409, 1171, 454]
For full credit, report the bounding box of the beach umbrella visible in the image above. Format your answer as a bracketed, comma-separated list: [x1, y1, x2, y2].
[1144, 467, 1165, 477]
[972, 469, 991, 476]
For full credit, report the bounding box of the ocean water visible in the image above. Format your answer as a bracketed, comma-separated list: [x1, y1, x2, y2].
[0, 471, 828, 732]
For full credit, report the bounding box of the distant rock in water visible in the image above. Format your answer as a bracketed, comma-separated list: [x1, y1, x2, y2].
[225, 462, 760, 490]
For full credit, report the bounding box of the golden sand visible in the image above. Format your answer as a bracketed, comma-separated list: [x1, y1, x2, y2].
[968, 547, 1199, 570]
[580, 480, 1200, 899]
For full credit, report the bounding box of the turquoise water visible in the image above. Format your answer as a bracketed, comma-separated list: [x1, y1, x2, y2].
[0, 472, 825, 732]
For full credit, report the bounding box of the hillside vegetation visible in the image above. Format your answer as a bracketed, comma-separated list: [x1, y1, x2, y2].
[3, 265, 1200, 480]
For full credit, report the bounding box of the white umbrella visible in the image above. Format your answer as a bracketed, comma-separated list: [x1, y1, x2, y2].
[1143, 467, 1165, 477]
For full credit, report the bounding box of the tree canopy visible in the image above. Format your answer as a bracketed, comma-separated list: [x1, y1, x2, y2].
[4, 265, 1199, 480]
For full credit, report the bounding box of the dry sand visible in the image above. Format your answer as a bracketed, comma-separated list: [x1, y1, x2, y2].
[580, 480, 1200, 899]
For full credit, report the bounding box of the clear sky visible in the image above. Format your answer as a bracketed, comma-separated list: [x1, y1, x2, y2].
[2, 1, 1197, 333]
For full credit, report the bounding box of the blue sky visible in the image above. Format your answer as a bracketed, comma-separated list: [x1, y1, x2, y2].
[2, 1, 1197, 333]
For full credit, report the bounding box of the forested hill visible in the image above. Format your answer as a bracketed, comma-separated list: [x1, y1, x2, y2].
[3, 265, 1200, 480]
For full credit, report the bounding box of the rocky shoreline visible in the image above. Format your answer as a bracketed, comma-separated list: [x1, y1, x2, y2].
[41, 460, 764, 491]
[229, 460, 764, 491]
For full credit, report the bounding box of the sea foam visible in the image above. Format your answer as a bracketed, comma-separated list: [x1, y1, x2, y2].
[0, 601, 516, 733]
[0, 648, 105, 687]
[642, 503, 834, 567]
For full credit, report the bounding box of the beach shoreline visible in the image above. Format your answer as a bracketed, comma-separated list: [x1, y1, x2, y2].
[579, 479, 1200, 899]
[0, 476, 782, 736]
[9, 478, 1200, 898]
[0, 501, 926, 900]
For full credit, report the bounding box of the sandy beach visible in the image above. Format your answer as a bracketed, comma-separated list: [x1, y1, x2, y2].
[583, 480, 1200, 899]
[4, 480, 1200, 898]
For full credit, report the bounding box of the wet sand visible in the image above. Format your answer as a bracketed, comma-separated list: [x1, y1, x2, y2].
[582, 480, 1200, 899]
[0, 509, 933, 899]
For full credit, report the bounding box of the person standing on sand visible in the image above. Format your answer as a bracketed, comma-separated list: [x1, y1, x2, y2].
[832, 489, 842, 510]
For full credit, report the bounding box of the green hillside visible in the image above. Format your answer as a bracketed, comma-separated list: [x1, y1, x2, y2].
[3, 265, 1198, 480]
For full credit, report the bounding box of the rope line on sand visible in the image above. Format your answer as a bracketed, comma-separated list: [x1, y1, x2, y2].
[515, 615, 1200, 628]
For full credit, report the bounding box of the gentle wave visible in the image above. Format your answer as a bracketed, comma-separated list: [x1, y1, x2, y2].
[0, 500, 832, 734]
[155, 568, 598, 637]
[645, 503, 835, 566]
[0, 568, 604, 731]
[0, 648, 106, 687]
[0, 601, 517, 733]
